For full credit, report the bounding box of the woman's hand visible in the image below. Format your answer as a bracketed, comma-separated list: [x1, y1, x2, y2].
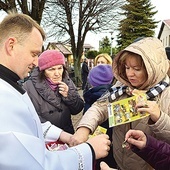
[58, 81, 69, 97]
[125, 129, 147, 150]
[136, 100, 161, 122]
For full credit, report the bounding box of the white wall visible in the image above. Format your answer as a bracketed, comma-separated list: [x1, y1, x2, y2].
[160, 24, 170, 47]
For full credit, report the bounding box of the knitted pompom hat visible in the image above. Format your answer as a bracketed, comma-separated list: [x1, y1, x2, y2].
[38, 50, 65, 71]
[88, 64, 114, 87]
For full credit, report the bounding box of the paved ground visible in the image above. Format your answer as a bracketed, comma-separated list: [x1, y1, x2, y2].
[71, 89, 83, 130]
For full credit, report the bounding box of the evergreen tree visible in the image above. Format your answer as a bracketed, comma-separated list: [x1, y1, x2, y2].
[86, 50, 98, 59]
[117, 0, 159, 50]
[99, 36, 111, 54]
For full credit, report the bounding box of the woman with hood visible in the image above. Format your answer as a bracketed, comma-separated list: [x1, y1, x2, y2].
[70, 37, 170, 170]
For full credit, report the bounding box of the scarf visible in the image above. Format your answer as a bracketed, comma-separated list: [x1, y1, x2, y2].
[108, 76, 170, 102]
[45, 77, 58, 91]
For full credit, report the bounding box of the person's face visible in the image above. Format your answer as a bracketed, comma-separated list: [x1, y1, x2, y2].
[96, 56, 108, 65]
[11, 27, 43, 79]
[44, 65, 64, 84]
[125, 55, 147, 88]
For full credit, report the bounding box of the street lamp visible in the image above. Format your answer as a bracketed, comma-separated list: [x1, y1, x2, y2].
[110, 31, 114, 57]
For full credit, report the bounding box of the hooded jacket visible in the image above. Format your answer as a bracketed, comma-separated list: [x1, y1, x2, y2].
[77, 37, 170, 170]
[24, 67, 84, 134]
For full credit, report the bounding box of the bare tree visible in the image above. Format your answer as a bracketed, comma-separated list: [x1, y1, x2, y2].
[0, 0, 46, 24]
[0, 0, 123, 85]
[43, 0, 123, 85]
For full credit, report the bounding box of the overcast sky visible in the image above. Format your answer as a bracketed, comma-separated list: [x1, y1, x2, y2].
[85, 0, 170, 49]
[152, 0, 170, 33]
[0, 0, 169, 50]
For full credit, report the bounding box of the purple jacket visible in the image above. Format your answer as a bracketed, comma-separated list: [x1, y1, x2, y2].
[132, 135, 170, 170]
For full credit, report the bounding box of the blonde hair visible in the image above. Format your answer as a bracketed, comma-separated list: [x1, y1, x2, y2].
[94, 53, 112, 65]
[0, 12, 46, 45]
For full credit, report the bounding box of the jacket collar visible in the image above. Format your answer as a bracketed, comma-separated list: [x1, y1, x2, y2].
[0, 64, 25, 94]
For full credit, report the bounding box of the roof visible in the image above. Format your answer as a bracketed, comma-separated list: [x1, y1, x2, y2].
[46, 42, 72, 55]
[158, 19, 170, 39]
[83, 43, 94, 49]
[46, 42, 94, 54]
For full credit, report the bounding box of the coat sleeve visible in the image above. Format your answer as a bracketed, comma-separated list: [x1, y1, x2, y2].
[41, 121, 62, 143]
[77, 97, 109, 133]
[132, 135, 170, 170]
[0, 85, 94, 170]
[149, 86, 170, 143]
[0, 131, 94, 170]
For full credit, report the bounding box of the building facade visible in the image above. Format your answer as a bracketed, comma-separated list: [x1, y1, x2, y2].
[158, 19, 170, 47]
